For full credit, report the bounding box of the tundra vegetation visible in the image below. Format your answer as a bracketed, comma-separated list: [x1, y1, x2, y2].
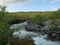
[0, 6, 60, 45]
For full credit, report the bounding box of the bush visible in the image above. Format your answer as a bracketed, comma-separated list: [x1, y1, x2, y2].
[49, 19, 60, 31]
[0, 6, 14, 45]
[32, 14, 45, 26]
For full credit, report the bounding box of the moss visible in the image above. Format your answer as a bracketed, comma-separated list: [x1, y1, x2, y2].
[8, 37, 35, 45]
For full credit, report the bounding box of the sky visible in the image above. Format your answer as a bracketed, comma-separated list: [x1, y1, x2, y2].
[0, 0, 60, 12]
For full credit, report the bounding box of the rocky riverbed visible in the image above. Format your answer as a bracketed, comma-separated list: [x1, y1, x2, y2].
[24, 20, 60, 40]
[10, 21, 60, 45]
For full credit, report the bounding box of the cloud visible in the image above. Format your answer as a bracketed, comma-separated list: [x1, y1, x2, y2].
[51, 0, 60, 3]
[0, 0, 34, 6]
[43, 0, 60, 3]
[51, 8, 59, 11]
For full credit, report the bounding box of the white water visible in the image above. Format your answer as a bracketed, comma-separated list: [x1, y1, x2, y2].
[32, 36, 60, 45]
[10, 22, 60, 45]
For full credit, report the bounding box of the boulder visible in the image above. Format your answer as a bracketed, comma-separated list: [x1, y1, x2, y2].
[25, 22, 41, 31]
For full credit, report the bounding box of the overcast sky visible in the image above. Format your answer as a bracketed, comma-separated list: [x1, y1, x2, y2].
[0, 0, 60, 12]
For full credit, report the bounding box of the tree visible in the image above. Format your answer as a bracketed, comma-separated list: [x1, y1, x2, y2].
[0, 6, 6, 12]
[0, 6, 7, 18]
[0, 6, 12, 45]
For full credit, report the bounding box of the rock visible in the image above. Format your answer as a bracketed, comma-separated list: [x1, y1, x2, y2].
[25, 21, 41, 31]
[51, 33, 57, 38]
[25, 21, 50, 33]
[47, 31, 60, 40]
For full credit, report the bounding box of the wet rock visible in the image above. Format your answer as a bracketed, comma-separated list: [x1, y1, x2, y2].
[47, 31, 60, 40]
[55, 33, 60, 40]
[25, 21, 41, 32]
[51, 33, 57, 38]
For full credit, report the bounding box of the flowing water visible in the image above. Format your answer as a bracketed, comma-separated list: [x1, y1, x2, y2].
[10, 22, 60, 45]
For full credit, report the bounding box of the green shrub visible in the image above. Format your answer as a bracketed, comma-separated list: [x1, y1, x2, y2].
[32, 14, 45, 26]
[49, 20, 60, 31]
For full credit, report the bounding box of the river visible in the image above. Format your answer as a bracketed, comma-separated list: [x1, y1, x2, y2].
[10, 22, 60, 45]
